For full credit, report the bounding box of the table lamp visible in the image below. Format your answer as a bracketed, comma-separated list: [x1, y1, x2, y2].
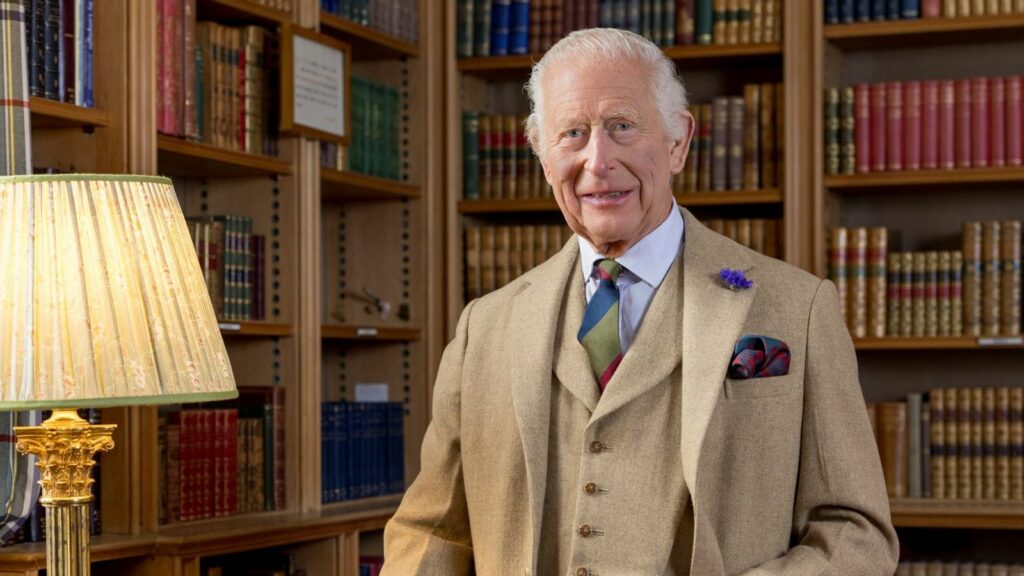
[0, 174, 237, 576]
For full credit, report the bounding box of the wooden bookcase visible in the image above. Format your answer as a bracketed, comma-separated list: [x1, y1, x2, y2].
[0, 1, 442, 574]
[443, 0, 816, 332]
[812, 7, 1024, 563]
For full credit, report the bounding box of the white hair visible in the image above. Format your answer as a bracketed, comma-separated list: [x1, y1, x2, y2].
[524, 28, 690, 158]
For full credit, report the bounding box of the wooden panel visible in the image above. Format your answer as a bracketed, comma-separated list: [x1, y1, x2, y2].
[826, 167, 1024, 190]
[825, 15, 1024, 49]
[158, 136, 292, 177]
[321, 169, 420, 201]
[890, 499, 1024, 530]
[29, 98, 109, 128]
[320, 12, 419, 59]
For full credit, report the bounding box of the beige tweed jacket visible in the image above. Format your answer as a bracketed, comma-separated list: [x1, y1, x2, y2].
[382, 208, 899, 575]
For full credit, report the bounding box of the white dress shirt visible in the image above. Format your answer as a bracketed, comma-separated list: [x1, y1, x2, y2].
[578, 203, 685, 353]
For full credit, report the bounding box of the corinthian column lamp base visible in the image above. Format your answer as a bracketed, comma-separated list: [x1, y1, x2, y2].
[14, 408, 117, 576]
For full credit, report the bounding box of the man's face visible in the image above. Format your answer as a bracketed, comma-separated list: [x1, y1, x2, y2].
[538, 58, 693, 257]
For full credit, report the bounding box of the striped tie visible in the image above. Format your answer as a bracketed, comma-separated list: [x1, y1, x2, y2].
[578, 259, 625, 392]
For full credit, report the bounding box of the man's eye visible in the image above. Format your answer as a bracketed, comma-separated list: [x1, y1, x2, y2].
[565, 128, 584, 138]
[612, 122, 632, 131]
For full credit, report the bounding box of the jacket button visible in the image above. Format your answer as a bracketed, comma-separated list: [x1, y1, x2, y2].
[583, 482, 598, 495]
[576, 568, 590, 576]
[578, 524, 593, 538]
[589, 441, 605, 454]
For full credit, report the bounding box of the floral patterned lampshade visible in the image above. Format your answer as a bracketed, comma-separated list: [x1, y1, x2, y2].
[0, 174, 236, 409]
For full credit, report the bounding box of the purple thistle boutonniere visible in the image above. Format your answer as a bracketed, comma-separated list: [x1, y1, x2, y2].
[719, 268, 753, 291]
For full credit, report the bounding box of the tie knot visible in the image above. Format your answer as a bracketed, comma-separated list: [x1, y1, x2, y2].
[595, 259, 624, 282]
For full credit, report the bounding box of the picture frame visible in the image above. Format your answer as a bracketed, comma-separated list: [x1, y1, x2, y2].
[280, 25, 352, 145]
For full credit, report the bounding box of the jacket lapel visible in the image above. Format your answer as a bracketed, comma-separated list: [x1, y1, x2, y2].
[509, 237, 580, 571]
[553, 254, 601, 413]
[678, 209, 757, 493]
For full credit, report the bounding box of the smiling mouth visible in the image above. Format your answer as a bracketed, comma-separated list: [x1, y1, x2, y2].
[581, 189, 636, 204]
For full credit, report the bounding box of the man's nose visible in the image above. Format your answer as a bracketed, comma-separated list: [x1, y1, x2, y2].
[583, 129, 614, 177]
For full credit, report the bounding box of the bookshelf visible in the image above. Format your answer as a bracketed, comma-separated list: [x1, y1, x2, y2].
[445, 0, 815, 332]
[814, 3, 1024, 564]
[0, 0, 441, 574]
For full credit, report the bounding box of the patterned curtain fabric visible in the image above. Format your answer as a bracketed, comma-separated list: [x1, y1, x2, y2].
[0, 0, 42, 546]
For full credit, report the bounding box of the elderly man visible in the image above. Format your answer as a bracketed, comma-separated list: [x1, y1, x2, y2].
[383, 28, 898, 575]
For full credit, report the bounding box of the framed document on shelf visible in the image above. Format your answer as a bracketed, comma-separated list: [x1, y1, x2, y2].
[281, 25, 351, 144]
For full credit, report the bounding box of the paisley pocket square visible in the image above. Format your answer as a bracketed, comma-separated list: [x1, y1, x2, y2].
[728, 335, 791, 379]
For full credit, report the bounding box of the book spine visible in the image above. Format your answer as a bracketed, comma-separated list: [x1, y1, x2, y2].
[830, 228, 849, 326]
[760, 83, 776, 187]
[997, 386, 1011, 499]
[840, 87, 856, 174]
[478, 114, 492, 200]
[696, 0, 713, 43]
[921, 80, 939, 170]
[900, 252, 913, 337]
[1008, 76, 1022, 166]
[887, 81, 904, 171]
[711, 97, 729, 191]
[963, 222, 983, 337]
[903, 80, 921, 170]
[61, 0, 73, 103]
[463, 113, 480, 200]
[503, 114, 517, 199]
[878, 402, 908, 498]
[855, 84, 871, 173]
[938, 80, 956, 169]
[945, 388, 959, 498]
[951, 251, 963, 336]
[958, 388, 972, 499]
[474, 0, 491, 56]
[930, 389, 946, 499]
[458, 0, 475, 56]
[925, 251, 938, 337]
[971, 387, 984, 500]
[990, 76, 1006, 167]
[510, 0, 529, 55]
[903, 0, 921, 16]
[1013, 388, 1024, 500]
[887, 252, 901, 337]
[868, 227, 887, 338]
[984, 387, 997, 500]
[825, 0, 839, 22]
[1000, 220, 1021, 336]
[972, 76, 990, 167]
[825, 88, 840, 176]
[743, 85, 760, 189]
[728, 96, 745, 190]
[677, 0, 695, 44]
[921, 400, 931, 498]
[955, 78, 972, 168]
[850, 227, 868, 338]
[922, 0, 942, 14]
[870, 83, 887, 172]
[939, 251, 952, 337]
[981, 221, 1001, 337]
[908, 393, 923, 498]
[912, 252, 925, 337]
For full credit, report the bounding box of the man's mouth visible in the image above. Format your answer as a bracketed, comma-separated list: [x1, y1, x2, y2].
[581, 189, 636, 205]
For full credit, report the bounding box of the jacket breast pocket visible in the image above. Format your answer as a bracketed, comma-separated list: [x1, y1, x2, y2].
[724, 372, 800, 400]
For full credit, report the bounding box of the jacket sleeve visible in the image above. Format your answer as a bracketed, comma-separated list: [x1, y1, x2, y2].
[381, 301, 475, 575]
[742, 279, 899, 576]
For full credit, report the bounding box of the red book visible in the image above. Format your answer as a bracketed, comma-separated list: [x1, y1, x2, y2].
[922, 80, 939, 170]
[871, 83, 888, 172]
[990, 77, 1006, 168]
[972, 77, 990, 168]
[1007, 76, 1022, 167]
[955, 79, 972, 168]
[904, 81, 922, 171]
[887, 82, 904, 171]
[939, 80, 956, 170]
[922, 0, 942, 16]
[855, 84, 872, 173]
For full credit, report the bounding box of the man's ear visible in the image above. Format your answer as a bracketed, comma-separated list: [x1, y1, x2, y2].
[669, 110, 696, 175]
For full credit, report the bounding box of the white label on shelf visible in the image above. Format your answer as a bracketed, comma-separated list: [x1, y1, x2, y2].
[356, 327, 379, 337]
[219, 322, 242, 331]
[355, 383, 390, 403]
[977, 336, 1024, 347]
[292, 35, 346, 138]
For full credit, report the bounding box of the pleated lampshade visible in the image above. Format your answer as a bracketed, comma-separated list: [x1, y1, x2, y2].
[0, 174, 237, 409]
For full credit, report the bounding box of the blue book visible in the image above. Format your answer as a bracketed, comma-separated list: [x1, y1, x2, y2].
[901, 0, 919, 17]
[490, 0, 511, 56]
[825, 0, 838, 23]
[613, 0, 627, 28]
[855, 0, 871, 21]
[886, 0, 900, 18]
[839, 0, 854, 23]
[871, 0, 886, 19]
[389, 403, 405, 494]
[321, 404, 332, 503]
[600, 0, 614, 25]
[509, 0, 529, 55]
[83, 0, 93, 108]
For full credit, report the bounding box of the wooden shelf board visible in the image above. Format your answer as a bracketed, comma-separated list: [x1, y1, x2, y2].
[0, 533, 155, 569]
[458, 43, 781, 77]
[854, 336, 1024, 350]
[197, 0, 291, 26]
[458, 189, 783, 214]
[157, 135, 292, 177]
[825, 167, 1024, 190]
[321, 324, 422, 341]
[155, 500, 398, 558]
[824, 15, 1024, 48]
[320, 13, 419, 59]
[321, 168, 420, 201]
[890, 498, 1024, 529]
[219, 321, 294, 338]
[30, 97, 109, 128]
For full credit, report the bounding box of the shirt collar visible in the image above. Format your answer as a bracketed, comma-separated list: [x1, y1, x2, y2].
[578, 201, 684, 288]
